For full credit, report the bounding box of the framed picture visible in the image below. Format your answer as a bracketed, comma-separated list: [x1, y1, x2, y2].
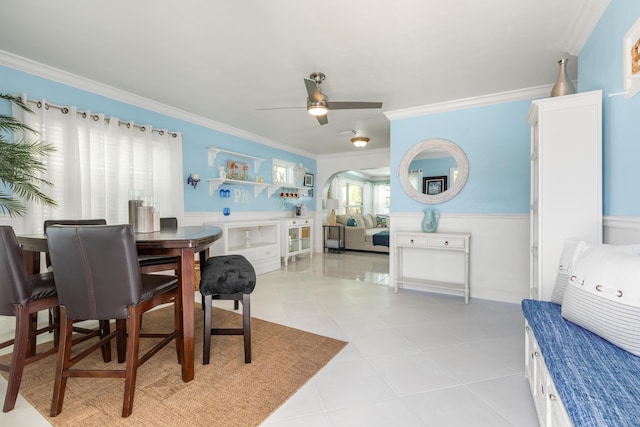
[226, 160, 249, 181]
[304, 173, 314, 187]
[624, 16, 640, 98]
[423, 176, 448, 195]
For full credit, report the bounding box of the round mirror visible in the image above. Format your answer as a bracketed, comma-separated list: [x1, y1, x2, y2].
[398, 138, 469, 204]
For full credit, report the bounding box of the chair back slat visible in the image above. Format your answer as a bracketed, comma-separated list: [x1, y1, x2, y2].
[47, 224, 142, 320]
[0, 226, 31, 315]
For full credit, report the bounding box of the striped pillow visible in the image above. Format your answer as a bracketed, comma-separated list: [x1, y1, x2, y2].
[561, 241, 640, 356]
[550, 239, 579, 305]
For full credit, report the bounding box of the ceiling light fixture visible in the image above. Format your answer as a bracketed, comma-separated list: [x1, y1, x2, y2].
[307, 100, 328, 116]
[351, 137, 369, 148]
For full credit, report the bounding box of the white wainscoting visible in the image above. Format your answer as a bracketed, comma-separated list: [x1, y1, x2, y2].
[390, 213, 530, 304]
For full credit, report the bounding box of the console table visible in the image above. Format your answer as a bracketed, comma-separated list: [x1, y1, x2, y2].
[394, 231, 471, 304]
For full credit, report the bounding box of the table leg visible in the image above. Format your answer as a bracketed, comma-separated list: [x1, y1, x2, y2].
[179, 248, 195, 382]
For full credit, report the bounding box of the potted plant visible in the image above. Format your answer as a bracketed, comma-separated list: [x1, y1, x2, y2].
[0, 93, 57, 217]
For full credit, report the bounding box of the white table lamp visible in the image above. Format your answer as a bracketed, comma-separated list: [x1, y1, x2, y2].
[326, 199, 339, 226]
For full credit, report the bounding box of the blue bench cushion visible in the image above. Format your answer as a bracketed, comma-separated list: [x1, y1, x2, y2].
[522, 299, 640, 427]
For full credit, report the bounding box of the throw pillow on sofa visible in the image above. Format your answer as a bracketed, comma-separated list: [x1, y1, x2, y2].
[347, 217, 357, 226]
[376, 215, 388, 228]
[561, 240, 640, 356]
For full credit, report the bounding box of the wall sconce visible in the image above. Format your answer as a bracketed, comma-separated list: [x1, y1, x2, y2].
[187, 173, 200, 189]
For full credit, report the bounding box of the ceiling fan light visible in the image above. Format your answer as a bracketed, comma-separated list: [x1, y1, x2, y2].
[351, 137, 369, 148]
[307, 100, 328, 116]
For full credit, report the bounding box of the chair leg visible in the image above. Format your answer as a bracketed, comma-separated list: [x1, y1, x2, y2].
[242, 294, 251, 364]
[50, 312, 74, 417]
[203, 294, 212, 365]
[3, 306, 30, 413]
[122, 306, 141, 418]
[115, 319, 127, 363]
[27, 312, 38, 357]
[99, 320, 112, 362]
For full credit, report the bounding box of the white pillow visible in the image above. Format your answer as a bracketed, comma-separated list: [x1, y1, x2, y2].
[550, 239, 579, 304]
[561, 241, 640, 356]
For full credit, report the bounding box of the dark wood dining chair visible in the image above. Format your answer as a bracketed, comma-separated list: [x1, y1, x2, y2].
[0, 226, 58, 413]
[46, 224, 182, 417]
[138, 217, 179, 273]
[43, 219, 111, 358]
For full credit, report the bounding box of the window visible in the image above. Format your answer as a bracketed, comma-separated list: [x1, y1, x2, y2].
[341, 182, 363, 215]
[272, 159, 295, 184]
[14, 100, 183, 233]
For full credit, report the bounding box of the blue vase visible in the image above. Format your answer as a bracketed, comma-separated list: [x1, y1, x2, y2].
[421, 209, 440, 233]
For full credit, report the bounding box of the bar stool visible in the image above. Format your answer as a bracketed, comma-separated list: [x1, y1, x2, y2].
[199, 255, 256, 365]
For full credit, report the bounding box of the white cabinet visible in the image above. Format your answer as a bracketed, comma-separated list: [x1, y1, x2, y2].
[527, 90, 602, 301]
[524, 322, 573, 426]
[208, 220, 281, 275]
[282, 218, 313, 266]
[394, 231, 471, 304]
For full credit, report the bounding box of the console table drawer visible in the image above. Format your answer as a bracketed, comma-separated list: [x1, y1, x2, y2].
[430, 236, 466, 249]
[396, 234, 429, 247]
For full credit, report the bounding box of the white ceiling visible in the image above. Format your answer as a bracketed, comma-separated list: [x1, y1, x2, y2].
[0, 1, 605, 157]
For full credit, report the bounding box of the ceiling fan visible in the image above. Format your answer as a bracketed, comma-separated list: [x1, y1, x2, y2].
[260, 72, 383, 125]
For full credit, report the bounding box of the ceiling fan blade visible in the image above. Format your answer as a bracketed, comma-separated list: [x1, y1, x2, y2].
[256, 106, 305, 111]
[326, 101, 383, 110]
[316, 114, 328, 125]
[304, 78, 323, 102]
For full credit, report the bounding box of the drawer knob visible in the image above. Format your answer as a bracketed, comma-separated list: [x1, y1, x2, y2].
[445, 241, 449, 246]
[410, 239, 414, 244]
[549, 393, 558, 401]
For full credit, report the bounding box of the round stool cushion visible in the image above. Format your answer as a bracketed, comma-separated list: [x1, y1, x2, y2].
[199, 255, 256, 295]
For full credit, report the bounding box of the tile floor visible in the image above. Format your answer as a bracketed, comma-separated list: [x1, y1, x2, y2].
[0, 251, 538, 426]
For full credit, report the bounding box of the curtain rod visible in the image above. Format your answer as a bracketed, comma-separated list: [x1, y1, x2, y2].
[25, 98, 179, 138]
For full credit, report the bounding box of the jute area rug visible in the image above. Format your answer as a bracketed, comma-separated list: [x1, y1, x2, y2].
[1, 304, 347, 426]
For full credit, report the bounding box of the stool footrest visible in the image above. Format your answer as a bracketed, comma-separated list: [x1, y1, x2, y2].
[211, 328, 243, 335]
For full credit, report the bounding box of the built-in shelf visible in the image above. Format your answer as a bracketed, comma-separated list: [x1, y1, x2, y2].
[208, 178, 311, 199]
[207, 147, 265, 171]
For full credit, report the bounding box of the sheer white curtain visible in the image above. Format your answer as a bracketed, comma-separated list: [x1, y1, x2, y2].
[372, 183, 388, 214]
[408, 169, 422, 192]
[13, 98, 184, 233]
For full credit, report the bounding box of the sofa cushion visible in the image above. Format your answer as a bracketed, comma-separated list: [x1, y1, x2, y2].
[336, 214, 349, 226]
[362, 214, 374, 229]
[352, 214, 365, 228]
[561, 241, 640, 356]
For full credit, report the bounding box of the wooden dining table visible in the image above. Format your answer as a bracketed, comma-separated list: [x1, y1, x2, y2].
[16, 225, 223, 383]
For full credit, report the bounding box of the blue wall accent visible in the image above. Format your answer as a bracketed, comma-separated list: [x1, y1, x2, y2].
[390, 99, 532, 213]
[579, 0, 640, 216]
[0, 65, 316, 214]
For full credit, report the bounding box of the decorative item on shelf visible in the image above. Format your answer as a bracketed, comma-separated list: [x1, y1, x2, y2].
[187, 173, 200, 189]
[326, 198, 339, 226]
[218, 165, 226, 179]
[223, 207, 230, 216]
[421, 209, 440, 233]
[227, 160, 248, 181]
[550, 58, 576, 97]
[255, 175, 263, 183]
[351, 137, 369, 148]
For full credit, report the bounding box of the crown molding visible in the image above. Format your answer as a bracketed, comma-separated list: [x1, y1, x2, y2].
[564, 0, 611, 56]
[0, 49, 317, 159]
[383, 85, 552, 120]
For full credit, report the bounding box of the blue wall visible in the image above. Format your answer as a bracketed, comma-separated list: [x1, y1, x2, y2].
[390, 99, 532, 213]
[0, 65, 316, 214]
[579, 0, 640, 216]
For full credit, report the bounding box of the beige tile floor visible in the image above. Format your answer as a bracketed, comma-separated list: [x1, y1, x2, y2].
[0, 251, 538, 426]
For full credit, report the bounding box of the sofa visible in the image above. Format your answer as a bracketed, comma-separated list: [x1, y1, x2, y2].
[335, 213, 389, 253]
[521, 240, 640, 426]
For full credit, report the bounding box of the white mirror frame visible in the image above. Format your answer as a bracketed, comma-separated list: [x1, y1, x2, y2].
[398, 138, 469, 204]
